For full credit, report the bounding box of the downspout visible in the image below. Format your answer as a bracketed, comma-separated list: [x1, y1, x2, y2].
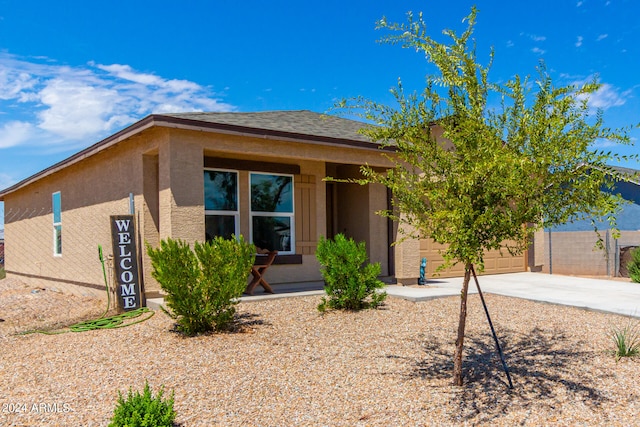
[606, 229, 610, 277]
[386, 187, 395, 278]
[548, 229, 553, 275]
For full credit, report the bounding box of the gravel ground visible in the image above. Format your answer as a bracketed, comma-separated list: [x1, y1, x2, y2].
[1, 277, 639, 427]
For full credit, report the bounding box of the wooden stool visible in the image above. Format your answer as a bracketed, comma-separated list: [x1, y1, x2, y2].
[245, 251, 278, 295]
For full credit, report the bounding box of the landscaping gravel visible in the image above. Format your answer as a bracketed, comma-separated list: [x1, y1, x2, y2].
[1, 277, 638, 426]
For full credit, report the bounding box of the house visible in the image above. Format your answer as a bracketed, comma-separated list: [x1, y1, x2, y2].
[532, 166, 640, 276]
[0, 111, 526, 299]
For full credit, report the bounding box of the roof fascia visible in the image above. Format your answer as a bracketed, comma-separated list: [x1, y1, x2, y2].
[153, 115, 392, 151]
[0, 116, 156, 200]
[0, 114, 391, 200]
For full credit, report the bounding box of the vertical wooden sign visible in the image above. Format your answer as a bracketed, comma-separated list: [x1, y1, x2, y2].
[111, 215, 142, 311]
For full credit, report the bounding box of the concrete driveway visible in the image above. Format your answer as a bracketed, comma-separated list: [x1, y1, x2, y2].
[152, 272, 640, 319]
[386, 272, 640, 318]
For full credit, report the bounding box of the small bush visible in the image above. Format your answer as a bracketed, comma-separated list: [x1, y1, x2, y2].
[316, 234, 386, 312]
[109, 381, 175, 427]
[611, 320, 640, 360]
[628, 247, 640, 283]
[147, 236, 255, 335]
[0, 267, 5, 280]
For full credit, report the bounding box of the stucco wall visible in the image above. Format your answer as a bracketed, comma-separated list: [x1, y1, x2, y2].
[3, 129, 164, 298]
[368, 183, 390, 277]
[158, 136, 205, 243]
[393, 222, 422, 285]
[4, 124, 397, 298]
[336, 180, 370, 244]
[325, 164, 391, 277]
[539, 230, 640, 276]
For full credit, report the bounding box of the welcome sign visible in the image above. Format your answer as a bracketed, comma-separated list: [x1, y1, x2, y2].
[110, 215, 142, 311]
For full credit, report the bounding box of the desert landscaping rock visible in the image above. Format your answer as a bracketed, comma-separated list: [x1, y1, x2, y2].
[1, 277, 638, 426]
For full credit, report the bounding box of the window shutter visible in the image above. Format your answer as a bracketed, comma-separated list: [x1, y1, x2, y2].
[295, 175, 317, 255]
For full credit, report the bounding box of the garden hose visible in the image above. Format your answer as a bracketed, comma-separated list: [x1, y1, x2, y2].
[98, 244, 111, 318]
[18, 245, 153, 335]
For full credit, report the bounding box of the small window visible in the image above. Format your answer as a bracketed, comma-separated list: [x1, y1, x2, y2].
[204, 169, 239, 240]
[52, 191, 62, 256]
[250, 173, 294, 253]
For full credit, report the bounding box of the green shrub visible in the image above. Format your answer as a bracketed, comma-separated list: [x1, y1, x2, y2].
[628, 247, 640, 283]
[109, 381, 175, 427]
[0, 267, 5, 280]
[611, 320, 640, 360]
[316, 233, 386, 312]
[147, 236, 255, 335]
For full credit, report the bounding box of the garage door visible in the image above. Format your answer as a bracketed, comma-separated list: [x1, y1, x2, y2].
[419, 239, 526, 279]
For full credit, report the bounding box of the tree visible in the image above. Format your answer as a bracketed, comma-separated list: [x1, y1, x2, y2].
[338, 8, 637, 386]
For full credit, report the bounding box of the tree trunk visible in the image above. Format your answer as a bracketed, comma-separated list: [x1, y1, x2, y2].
[453, 263, 472, 386]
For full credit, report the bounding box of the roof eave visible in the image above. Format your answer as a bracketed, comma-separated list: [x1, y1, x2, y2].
[0, 114, 389, 200]
[152, 114, 389, 150]
[0, 116, 157, 201]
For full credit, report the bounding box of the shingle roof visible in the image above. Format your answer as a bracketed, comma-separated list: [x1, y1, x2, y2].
[0, 110, 379, 200]
[610, 165, 640, 184]
[161, 110, 376, 144]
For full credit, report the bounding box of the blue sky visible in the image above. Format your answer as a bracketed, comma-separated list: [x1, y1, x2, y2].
[1, 0, 639, 228]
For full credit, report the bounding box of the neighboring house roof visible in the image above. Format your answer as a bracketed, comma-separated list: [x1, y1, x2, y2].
[550, 166, 640, 231]
[0, 110, 380, 201]
[610, 165, 640, 186]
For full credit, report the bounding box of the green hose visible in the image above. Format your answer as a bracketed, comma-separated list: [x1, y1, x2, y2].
[19, 245, 154, 335]
[98, 244, 111, 318]
[67, 308, 153, 332]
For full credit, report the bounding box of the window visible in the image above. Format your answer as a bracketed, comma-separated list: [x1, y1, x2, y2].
[52, 191, 62, 256]
[250, 173, 294, 254]
[204, 169, 239, 240]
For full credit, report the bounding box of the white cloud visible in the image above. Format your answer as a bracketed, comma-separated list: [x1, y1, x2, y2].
[575, 81, 628, 110]
[0, 53, 236, 150]
[592, 137, 619, 148]
[532, 47, 546, 55]
[0, 172, 15, 190]
[0, 121, 34, 148]
[0, 67, 37, 101]
[95, 63, 165, 86]
[519, 32, 547, 44]
[575, 36, 583, 47]
[586, 83, 627, 109]
[37, 78, 124, 140]
[597, 34, 608, 41]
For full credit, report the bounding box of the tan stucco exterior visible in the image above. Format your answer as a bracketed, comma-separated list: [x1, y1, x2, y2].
[1, 112, 528, 299]
[1, 115, 400, 299]
[2, 128, 161, 297]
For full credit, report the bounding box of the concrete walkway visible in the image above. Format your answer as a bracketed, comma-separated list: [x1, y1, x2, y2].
[392, 272, 640, 318]
[148, 273, 640, 318]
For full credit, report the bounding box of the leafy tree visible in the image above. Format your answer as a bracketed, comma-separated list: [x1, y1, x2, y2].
[338, 7, 636, 385]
